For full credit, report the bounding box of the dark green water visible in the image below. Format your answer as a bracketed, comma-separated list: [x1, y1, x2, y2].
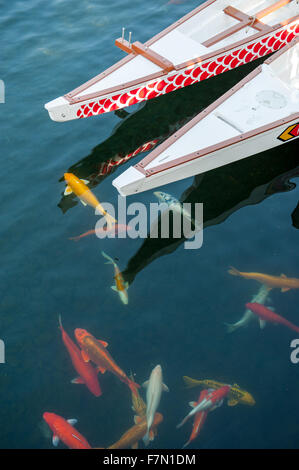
[1, 0, 298, 449]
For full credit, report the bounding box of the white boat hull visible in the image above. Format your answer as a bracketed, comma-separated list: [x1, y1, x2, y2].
[45, 0, 299, 122]
[113, 37, 299, 195]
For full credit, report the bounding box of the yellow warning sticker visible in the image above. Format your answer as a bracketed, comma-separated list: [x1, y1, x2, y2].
[277, 123, 299, 142]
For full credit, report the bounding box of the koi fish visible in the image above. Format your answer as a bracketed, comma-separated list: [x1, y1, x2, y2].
[142, 365, 169, 446]
[43, 412, 91, 449]
[246, 303, 299, 334]
[228, 267, 299, 292]
[153, 191, 201, 231]
[130, 373, 147, 419]
[58, 316, 102, 397]
[63, 173, 116, 229]
[225, 284, 271, 333]
[105, 413, 163, 450]
[177, 385, 231, 429]
[69, 224, 131, 241]
[74, 328, 139, 397]
[101, 251, 129, 305]
[183, 376, 255, 407]
[183, 390, 209, 448]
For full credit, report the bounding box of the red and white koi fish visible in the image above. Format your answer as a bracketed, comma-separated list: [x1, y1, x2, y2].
[102, 251, 129, 305]
[59, 316, 102, 397]
[183, 390, 209, 448]
[246, 303, 299, 334]
[177, 385, 231, 429]
[43, 412, 91, 449]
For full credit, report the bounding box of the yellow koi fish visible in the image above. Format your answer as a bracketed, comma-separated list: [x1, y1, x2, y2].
[183, 376, 255, 407]
[102, 251, 129, 305]
[64, 173, 116, 229]
[228, 267, 299, 293]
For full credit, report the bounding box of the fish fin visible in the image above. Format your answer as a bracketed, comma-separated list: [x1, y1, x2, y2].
[97, 340, 108, 348]
[52, 435, 60, 447]
[134, 415, 142, 425]
[71, 377, 85, 384]
[131, 442, 138, 449]
[96, 365, 106, 374]
[228, 266, 241, 276]
[259, 319, 266, 329]
[280, 274, 287, 278]
[281, 287, 290, 292]
[189, 401, 197, 408]
[80, 199, 87, 206]
[227, 398, 239, 406]
[149, 430, 155, 441]
[125, 282, 129, 289]
[111, 286, 118, 292]
[80, 179, 89, 185]
[81, 350, 90, 363]
[183, 376, 200, 388]
[67, 419, 77, 426]
[162, 383, 169, 392]
[64, 185, 73, 196]
[142, 380, 149, 388]
[233, 383, 240, 388]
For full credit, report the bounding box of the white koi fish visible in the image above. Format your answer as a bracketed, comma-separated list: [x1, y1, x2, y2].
[142, 365, 169, 446]
[153, 191, 201, 232]
[225, 284, 272, 333]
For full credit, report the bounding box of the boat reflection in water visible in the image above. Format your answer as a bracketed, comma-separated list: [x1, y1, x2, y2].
[59, 60, 299, 286]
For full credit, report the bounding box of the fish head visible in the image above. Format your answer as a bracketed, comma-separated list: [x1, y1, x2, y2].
[151, 364, 162, 380]
[74, 328, 90, 347]
[153, 191, 174, 203]
[64, 173, 74, 184]
[43, 412, 56, 428]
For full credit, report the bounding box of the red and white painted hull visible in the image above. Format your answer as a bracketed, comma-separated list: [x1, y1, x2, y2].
[112, 38, 299, 195]
[45, 0, 299, 122]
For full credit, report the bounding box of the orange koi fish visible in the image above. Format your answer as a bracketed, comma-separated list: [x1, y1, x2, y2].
[63, 173, 116, 229]
[107, 413, 163, 449]
[58, 316, 102, 397]
[43, 412, 91, 449]
[228, 267, 299, 292]
[69, 224, 131, 241]
[102, 251, 129, 305]
[74, 328, 139, 397]
[183, 390, 209, 448]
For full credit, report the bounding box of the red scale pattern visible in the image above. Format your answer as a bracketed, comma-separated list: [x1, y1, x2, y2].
[76, 22, 299, 119]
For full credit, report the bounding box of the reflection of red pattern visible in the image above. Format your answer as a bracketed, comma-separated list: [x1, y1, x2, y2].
[76, 22, 299, 119]
[97, 139, 159, 176]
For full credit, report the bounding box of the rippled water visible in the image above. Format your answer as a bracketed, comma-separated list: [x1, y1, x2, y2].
[0, 0, 298, 449]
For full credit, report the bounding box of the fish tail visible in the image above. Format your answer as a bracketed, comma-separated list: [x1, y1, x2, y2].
[143, 430, 150, 446]
[58, 314, 63, 330]
[68, 236, 80, 242]
[128, 379, 140, 398]
[224, 322, 238, 333]
[101, 251, 114, 265]
[228, 266, 241, 277]
[176, 415, 189, 429]
[183, 376, 200, 388]
[182, 440, 191, 449]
